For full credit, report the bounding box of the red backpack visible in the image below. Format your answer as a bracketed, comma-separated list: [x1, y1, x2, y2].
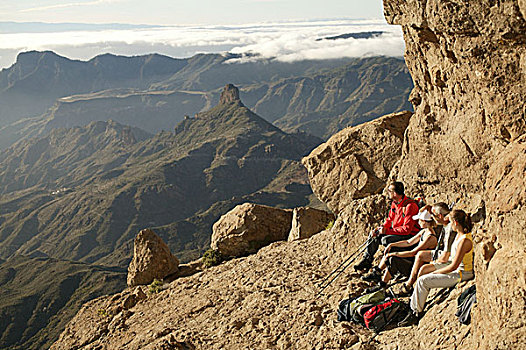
[363, 298, 406, 332]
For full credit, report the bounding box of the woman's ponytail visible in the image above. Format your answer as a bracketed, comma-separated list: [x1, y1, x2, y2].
[451, 209, 473, 233]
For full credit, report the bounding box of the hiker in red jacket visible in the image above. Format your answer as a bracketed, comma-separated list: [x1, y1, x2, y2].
[354, 181, 420, 271]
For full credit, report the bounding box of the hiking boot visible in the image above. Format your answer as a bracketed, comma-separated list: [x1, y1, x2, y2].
[398, 310, 419, 327]
[361, 268, 382, 282]
[398, 284, 413, 297]
[365, 281, 386, 294]
[354, 257, 372, 271]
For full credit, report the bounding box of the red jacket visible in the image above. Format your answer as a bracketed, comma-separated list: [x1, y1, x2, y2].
[382, 195, 420, 236]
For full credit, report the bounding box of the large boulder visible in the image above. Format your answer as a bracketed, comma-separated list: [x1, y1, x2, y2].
[302, 111, 412, 214]
[211, 203, 292, 257]
[287, 207, 335, 242]
[127, 229, 179, 287]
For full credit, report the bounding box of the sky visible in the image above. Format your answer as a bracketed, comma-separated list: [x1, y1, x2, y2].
[1, 1, 384, 25]
[0, 1, 405, 69]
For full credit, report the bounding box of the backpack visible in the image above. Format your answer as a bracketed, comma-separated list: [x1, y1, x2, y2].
[456, 285, 476, 325]
[337, 289, 386, 323]
[363, 298, 407, 332]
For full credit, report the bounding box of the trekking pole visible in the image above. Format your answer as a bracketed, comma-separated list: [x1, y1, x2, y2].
[432, 229, 445, 261]
[315, 236, 372, 290]
[316, 236, 372, 287]
[315, 237, 372, 298]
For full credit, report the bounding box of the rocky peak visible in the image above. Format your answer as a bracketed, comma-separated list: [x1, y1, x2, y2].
[219, 83, 242, 105]
[15, 50, 61, 66]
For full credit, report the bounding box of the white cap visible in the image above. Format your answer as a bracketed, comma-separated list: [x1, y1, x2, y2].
[412, 210, 433, 221]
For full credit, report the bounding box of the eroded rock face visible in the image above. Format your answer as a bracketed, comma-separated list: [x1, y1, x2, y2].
[302, 111, 412, 214]
[384, 0, 526, 197]
[211, 203, 292, 257]
[287, 207, 335, 242]
[474, 136, 526, 348]
[383, 0, 526, 347]
[127, 229, 179, 287]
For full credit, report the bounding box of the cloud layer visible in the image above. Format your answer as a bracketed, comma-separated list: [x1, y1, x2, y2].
[0, 19, 404, 69]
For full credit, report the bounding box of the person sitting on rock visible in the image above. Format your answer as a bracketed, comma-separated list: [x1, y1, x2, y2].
[354, 181, 420, 271]
[398, 209, 474, 326]
[398, 202, 457, 296]
[362, 209, 438, 293]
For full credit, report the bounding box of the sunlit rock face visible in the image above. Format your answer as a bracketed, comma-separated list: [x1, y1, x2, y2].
[211, 203, 292, 257]
[288, 207, 335, 242]
[384, 0, 526, 348]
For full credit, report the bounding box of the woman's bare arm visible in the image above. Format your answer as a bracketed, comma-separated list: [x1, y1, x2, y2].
[389, 233, 437, 258]
[433, 237, 473, 274]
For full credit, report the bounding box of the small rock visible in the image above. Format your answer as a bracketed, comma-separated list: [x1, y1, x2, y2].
[339, 334, 359, 348]
[312, 312, 324, 327]
[288, 207, 335, 241]
[121, 294, 137, 310]
[231, 319, 245, 330]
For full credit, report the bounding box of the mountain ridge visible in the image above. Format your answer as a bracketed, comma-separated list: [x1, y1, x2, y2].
[0, 85, 321, 265]
[0, 52, 412, 148]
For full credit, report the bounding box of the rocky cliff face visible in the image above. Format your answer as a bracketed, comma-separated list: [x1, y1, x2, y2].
[219, 84, 242, 105]
[383, 0, 525, 348]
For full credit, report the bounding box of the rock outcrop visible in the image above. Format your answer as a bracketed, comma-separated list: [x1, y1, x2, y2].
[288, 207, 335, 241]
[383, 0, 526, 348]
[211, 203, 292, 257]
[127, 229, 179, 287]
[302, 111, 412, 214]
[219, 83, 242, 105]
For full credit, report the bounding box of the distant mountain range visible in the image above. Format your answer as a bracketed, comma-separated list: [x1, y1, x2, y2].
[318, 31, 386, 40]
[0, 85, 321, 265]
[0, 51, 412, 148]
[0, 85, 324, 349]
